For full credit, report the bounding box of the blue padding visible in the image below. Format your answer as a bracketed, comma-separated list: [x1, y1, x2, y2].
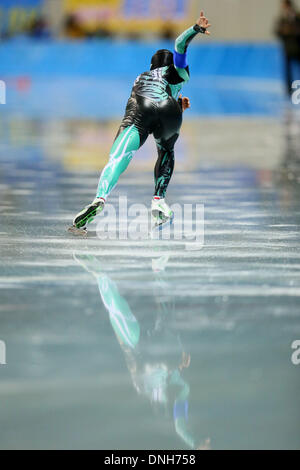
[0, 39, 284, 79]
[0, 39, 287, 117]
[173, 400, 188, 420]
[174, 50, 188, 69]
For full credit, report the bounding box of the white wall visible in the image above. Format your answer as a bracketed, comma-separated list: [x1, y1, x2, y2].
[44, 0, 300, 41]
[191, 0, 299, 41]
[43, 0, 64, 34]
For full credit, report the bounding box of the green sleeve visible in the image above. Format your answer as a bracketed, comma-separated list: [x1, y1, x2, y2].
[175, 25, 201, 54]
[174, 66, 190, 84]
[174, 24, 204, 83]
[170, 370, 195, 449]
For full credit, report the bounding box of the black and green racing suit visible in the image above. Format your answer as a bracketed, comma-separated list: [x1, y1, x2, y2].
[96, 24, 205, 201]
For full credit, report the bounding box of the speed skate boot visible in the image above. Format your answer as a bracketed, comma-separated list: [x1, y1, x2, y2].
[151, 197, 174, 228]
[68, 197, 105, 234]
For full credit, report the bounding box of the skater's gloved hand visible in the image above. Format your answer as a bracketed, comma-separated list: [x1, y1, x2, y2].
[196, 10, 211, 35]
[179, 95, 191, 112]
[197, 438, 211, 451]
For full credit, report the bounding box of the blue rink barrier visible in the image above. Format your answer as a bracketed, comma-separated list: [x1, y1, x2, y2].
[0, 39, 286, 117]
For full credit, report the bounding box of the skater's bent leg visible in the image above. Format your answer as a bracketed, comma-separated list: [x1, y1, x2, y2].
[154, 134, 179, 198]
[97, 124, 145, 200]
[154, 145, 175, 198]
[96, 274, 140, 350]
[71, 124, 147, 230]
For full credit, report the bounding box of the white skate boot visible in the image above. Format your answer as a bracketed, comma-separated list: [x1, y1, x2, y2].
[151, 197, 174, 229]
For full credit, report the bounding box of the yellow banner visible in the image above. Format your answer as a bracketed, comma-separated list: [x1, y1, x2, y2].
[64, 0, 191, 34]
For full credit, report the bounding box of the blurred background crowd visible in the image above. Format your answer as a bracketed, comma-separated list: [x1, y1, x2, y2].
[1, 0, 300, 101]
[0, 0, 299, 46]
[1, 1, 300, 169]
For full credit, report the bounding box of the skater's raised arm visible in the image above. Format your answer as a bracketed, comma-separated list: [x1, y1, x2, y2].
[174, 11, 211, 83]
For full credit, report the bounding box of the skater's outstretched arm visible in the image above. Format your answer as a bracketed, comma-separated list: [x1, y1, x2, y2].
[174, 11, 211, 83]
[170, 369, 195, 449]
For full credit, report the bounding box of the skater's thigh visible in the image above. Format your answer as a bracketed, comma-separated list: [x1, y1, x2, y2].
[155, 133, 179, 153]
[109, 124, 145, 161]
[116, 96, 155, 148]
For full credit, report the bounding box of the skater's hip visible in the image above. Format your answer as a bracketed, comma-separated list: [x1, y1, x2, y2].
[121, 94, 182, 140]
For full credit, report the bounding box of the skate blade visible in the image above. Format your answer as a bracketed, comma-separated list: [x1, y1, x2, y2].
[68, 226, 88, 237]
[150, 216, 173, 238]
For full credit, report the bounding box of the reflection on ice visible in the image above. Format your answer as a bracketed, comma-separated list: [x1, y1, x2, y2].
[74, 252, 210, 450]
[0, 115, 300, 449]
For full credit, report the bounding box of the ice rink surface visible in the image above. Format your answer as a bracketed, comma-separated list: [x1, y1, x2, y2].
[0, 114, 300, 450]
